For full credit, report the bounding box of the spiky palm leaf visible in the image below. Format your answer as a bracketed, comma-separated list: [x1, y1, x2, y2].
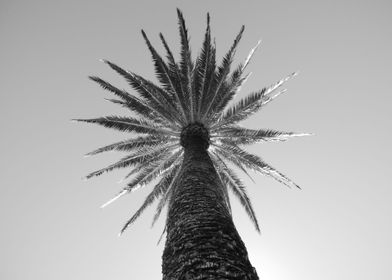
[75, 9, 310, 233]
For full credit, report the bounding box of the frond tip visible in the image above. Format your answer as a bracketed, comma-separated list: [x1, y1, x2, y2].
[100, 189, 128, 208]
[242, 39, 262, 71]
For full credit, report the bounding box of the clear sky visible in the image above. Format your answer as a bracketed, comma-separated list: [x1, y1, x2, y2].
[1, 0, 391, 279]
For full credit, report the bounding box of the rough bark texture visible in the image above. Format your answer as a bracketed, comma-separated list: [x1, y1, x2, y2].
[162, 130, 259, 279]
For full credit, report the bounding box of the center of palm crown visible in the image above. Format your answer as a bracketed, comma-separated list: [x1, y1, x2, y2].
[180, 122, 210, 150]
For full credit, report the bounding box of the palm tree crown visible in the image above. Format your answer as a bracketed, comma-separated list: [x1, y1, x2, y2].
[75, 9, 309, 235]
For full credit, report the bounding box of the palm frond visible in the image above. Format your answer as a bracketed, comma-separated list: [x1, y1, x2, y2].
[118, 147, 180, 183]
[157, 225, 167, 245]
[84, 143, 177, 179]
[99, 148, 179, 210]
[151, 164, 182, 227]
[266, 71, 298, 95]
[125, 149, 183, 191]
[214, 143, 300, 189]
[210, 69, 250, 119]
[212, 127, 311, 145]
[223, 169, 260, 232]
[132, 73, 187, 125]
[89, 76, 174, 126]
[89, 76, 133, 103]
[242, 39, 261, 71]
[101, 153, 178, 211]
[159, 33, 189, 119]
[103, 98, 176, 128]
[212, 143, 255, 183]
[213, 145, 257, 181]
[176, 9, 194, 121]
[213, 88, 267, 129]
[119, 168, 177, 234]
[101, 189, 128, 208]
[211, 40, 261, 117]
[213, 72, 297, 130]
[201, 25, 245, 121]
[141, 30, 188, 122]
[100, 59, 183, 125]
[85, 135, 175, 157]
[73, 116, 178, 137]
[103, 98, 124, 106]
[233, 71, 252, 96]
[209, 152, 231, 212]
[152, 190, 172, 228]
[213, 87, 285, 130]
[158, 33, 180, 76]
[196, 13, 215, 119]
[210, 151, 260, 232]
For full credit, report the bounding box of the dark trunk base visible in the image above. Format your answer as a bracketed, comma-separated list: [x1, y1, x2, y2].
[162, 145, 259, 280]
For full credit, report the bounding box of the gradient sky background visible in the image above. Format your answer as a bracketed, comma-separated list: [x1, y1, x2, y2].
[1, 0, 391, 279]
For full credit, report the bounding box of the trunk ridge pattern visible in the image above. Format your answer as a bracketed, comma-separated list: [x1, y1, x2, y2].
[164, 133, 258, 279]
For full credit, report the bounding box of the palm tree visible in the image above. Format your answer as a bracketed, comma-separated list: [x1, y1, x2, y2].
[75, 9, 309, 280]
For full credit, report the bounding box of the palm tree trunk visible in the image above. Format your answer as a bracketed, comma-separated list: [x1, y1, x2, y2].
[162, 141, 259, 279]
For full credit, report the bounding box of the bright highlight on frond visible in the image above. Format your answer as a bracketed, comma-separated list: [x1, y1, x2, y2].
[75, 9, 311, 234]
[100, 189, 128, 208]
